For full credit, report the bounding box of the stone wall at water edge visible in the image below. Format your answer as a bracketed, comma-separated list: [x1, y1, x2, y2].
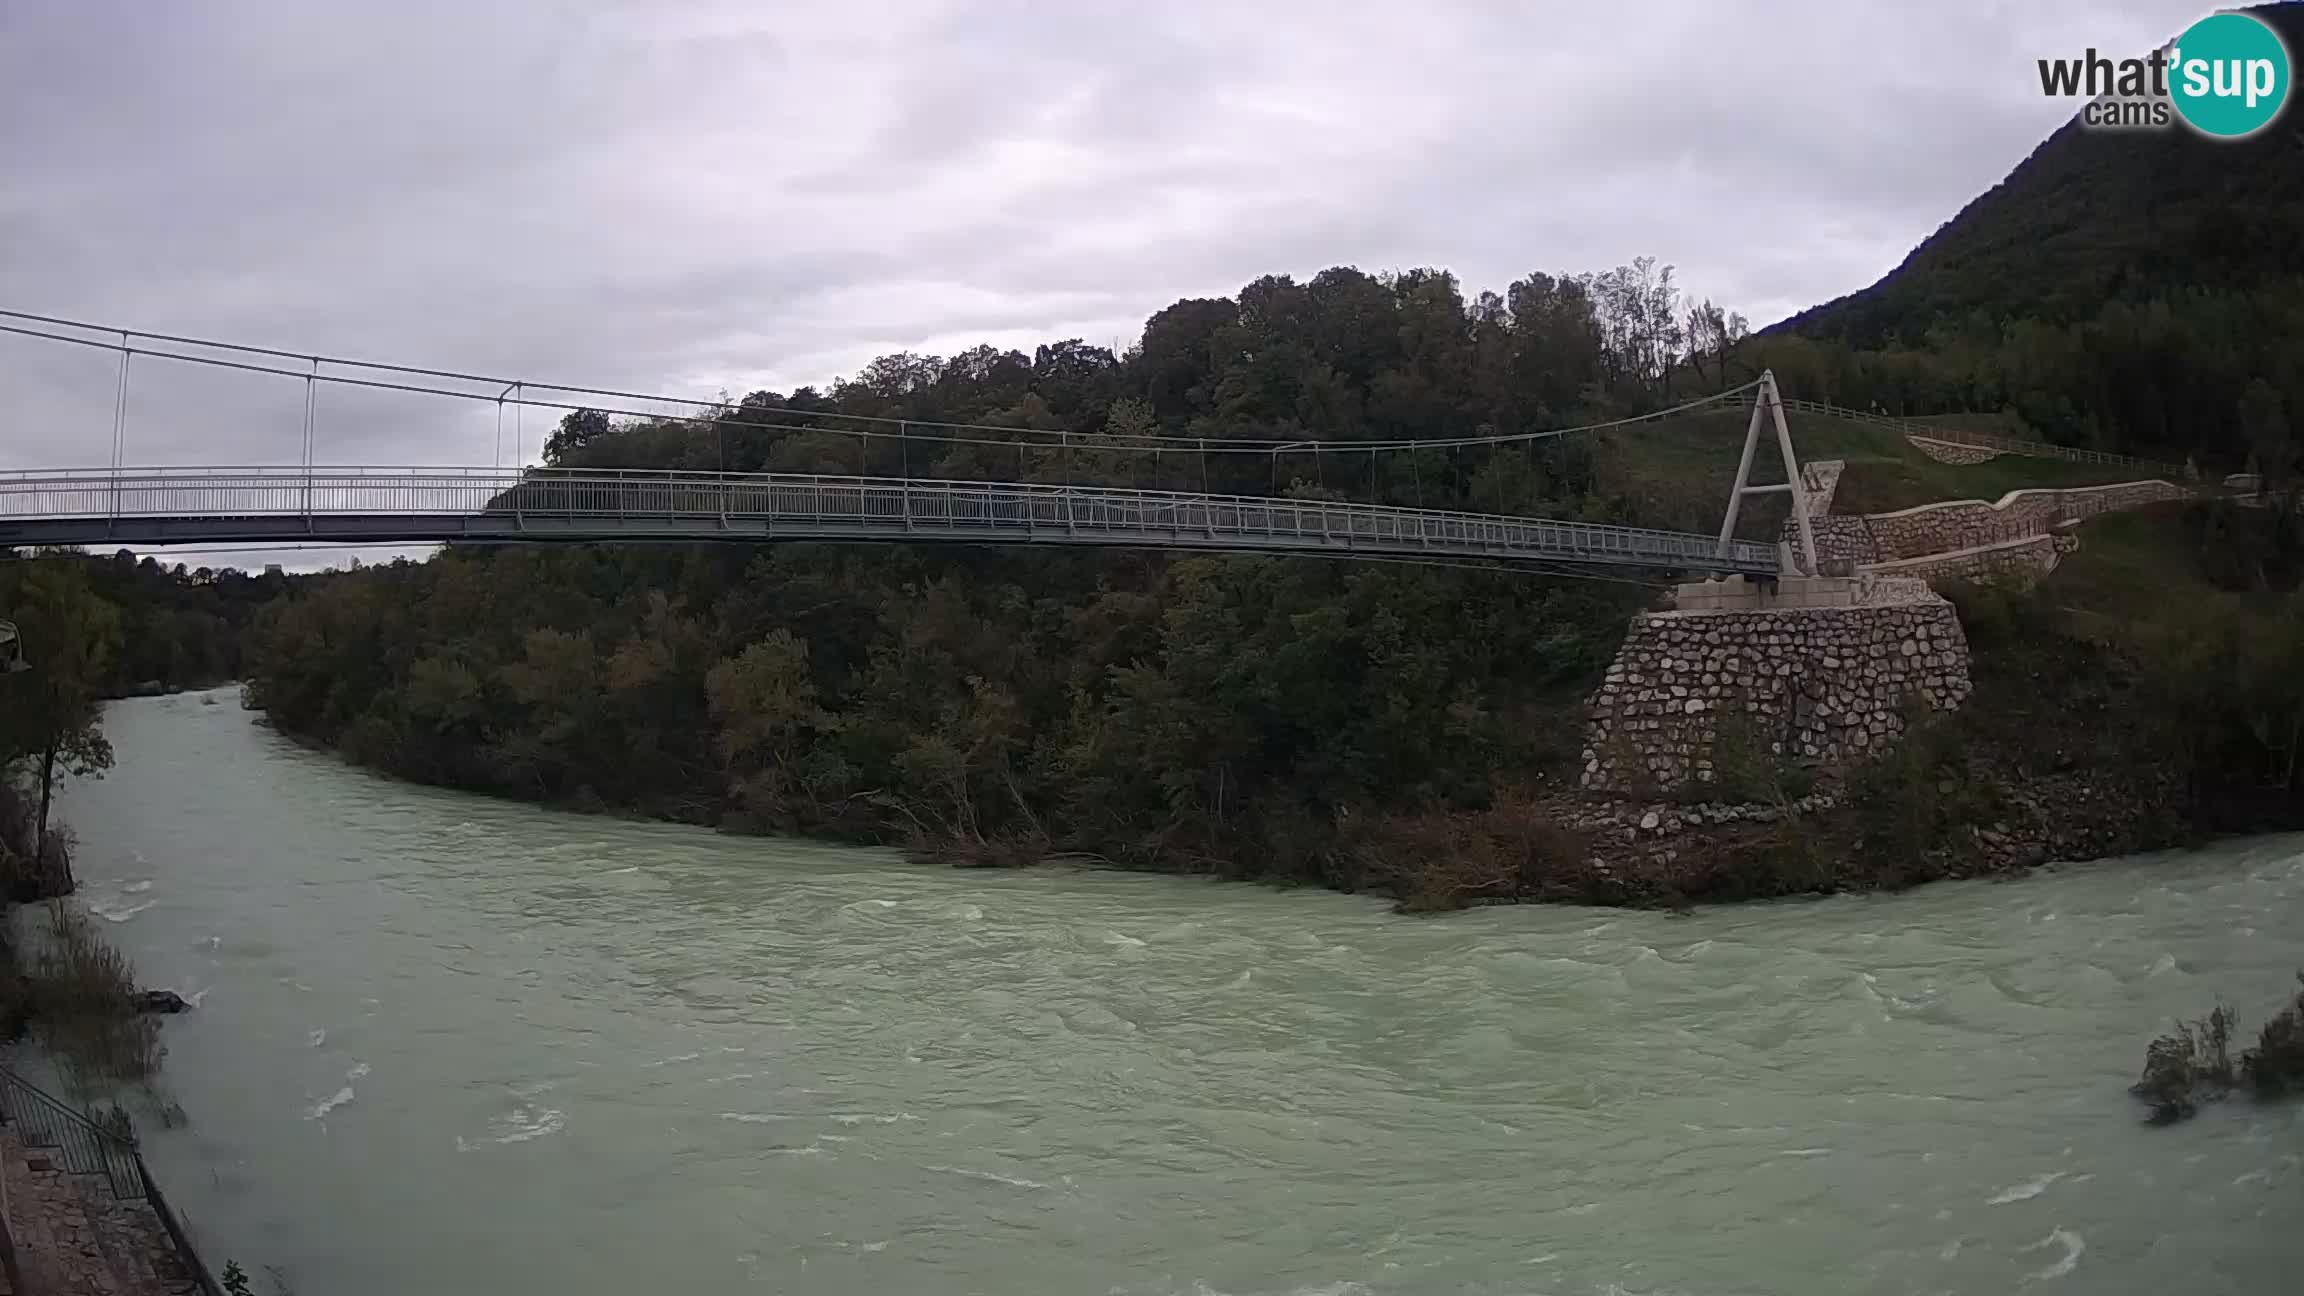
[1580, 599, 1972, 794]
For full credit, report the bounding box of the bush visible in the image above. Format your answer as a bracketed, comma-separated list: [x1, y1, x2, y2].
[26, 901, 163, 1091]
[2132, 1004, 2236, 1125]
[2135, 977, 2304, 1123]
[1845, 698, 2001, 877]
[1706, 705, 1813, 806]
[1341, 796, 1592, 913]
[2241, 976, 2304, 1098]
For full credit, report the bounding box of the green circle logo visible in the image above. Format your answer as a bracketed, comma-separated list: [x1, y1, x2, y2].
[2170, 11, 2291, 138]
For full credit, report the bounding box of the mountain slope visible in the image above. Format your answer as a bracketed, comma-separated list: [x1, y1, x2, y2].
[1776, 2, 2304, 346]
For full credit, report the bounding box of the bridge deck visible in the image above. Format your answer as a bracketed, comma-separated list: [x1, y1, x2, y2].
[0, 468, 1781, 574]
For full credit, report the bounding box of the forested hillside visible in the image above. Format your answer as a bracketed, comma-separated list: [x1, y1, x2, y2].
[77, 553, 287, 693]
[2, 551, 283, 696]
[1748, 2, 2304, 469]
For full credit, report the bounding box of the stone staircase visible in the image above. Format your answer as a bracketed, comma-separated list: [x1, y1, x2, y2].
[0, 1124, 200, 1296]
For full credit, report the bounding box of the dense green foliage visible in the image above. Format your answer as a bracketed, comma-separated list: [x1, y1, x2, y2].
[2, 551, 283, 895]
[75, 552, 287, 694]
[529, 257, 1745, 523]
[0, 558, 123, 896]
[248, 542, 1641, 888]
[1976, 503, 2304, 814]
[1754, 5, 2304, 471]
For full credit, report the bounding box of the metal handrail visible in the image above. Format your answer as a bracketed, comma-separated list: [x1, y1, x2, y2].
[0, 1063, 142, 1197]
[0, 1062, 224, 1294]
[0, 466, 1783, 573]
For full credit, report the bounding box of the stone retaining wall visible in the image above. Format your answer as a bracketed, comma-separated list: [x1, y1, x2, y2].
[1857, 575, 1937, 604]
[1581, 599, 1972, 793]
[1802, 516, 1878, 567]
[1862, 480, 2189, 559]
[1908, 436, 2005, 465]
[1862, 532, 2079, 589]
[1800, 460, 1845, 515]
[1783, 479, 2189, 566]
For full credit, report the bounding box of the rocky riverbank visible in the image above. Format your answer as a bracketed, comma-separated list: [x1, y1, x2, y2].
[1535, 757, 2197, 909]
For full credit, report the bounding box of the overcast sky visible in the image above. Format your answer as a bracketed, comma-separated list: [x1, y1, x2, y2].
[0, 0, 2220, 567]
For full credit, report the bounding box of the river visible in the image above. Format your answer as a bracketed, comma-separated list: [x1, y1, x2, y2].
[46, 688, 2304, 1294]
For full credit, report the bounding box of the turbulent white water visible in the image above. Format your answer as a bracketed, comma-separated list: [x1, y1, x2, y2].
[56, 688, 2304, 1294]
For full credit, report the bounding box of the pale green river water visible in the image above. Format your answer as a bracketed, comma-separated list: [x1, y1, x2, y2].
[44, 688, 2304, 1294]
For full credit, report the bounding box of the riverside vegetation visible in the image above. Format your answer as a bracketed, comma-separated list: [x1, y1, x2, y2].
[0, 556, 171, 1094]
[2133, 978, 2304, 1124]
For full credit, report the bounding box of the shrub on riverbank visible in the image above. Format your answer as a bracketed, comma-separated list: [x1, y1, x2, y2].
[2240, 978, 2304, 1099]
[1334, 795, 1596, 913]
[2133, 1004, 2238, 1124]
[2135, 980, 2304, 1123]
[23, 901, 163, 1090]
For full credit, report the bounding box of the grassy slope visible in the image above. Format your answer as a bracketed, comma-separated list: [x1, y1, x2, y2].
[1947, 499, 2302, 838]
[2039, 508, 2208, 618]
[1590, 408, 2176, 539]
[2036, 502, 2299, 635]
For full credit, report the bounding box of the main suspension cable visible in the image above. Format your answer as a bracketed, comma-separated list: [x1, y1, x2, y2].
[0, 311, 1760, 456]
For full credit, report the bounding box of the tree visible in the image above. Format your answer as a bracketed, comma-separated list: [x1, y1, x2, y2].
[2241, 377, 2296, 517]
[0, 557, 122, 892]
[543, 409, 613, 465]
[1719, 309, 1752, 381]
[1102, 397, 1156, 441]
[705, 631, 832, 814]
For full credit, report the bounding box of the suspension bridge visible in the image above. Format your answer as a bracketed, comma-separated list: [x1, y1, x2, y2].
[0, 312, 1814, 577]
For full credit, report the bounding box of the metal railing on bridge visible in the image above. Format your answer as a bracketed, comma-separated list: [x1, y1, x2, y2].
[0, 466, 1784, 575]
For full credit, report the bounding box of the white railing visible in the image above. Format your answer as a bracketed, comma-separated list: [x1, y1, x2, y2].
[0, 466, 1782, 573]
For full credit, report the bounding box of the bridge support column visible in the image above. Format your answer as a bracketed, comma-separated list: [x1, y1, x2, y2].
[1717, 370, 1819, 576]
